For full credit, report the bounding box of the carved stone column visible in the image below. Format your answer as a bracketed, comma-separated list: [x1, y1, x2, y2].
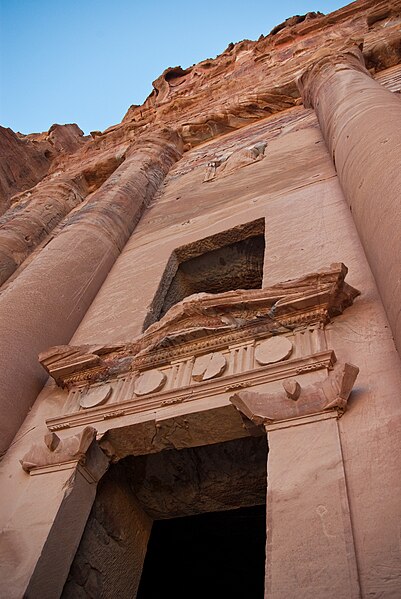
[0, 427, 109, 599]
[0, 129, 182, 456]
[231, 363, 361, 598]
[298, 46, 401, 355]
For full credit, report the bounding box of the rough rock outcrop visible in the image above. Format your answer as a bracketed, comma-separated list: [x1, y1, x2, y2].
[2, 1, 400, 291]
[0, 123, 88, 216]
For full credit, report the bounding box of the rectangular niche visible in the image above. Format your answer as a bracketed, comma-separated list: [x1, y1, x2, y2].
[144, 218, 265, 330]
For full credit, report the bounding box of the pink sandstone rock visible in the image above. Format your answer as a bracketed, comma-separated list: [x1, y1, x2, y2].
[1, 3, 401, 599]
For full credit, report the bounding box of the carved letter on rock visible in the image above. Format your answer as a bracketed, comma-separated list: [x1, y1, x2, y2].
[230, 362, 359, 424]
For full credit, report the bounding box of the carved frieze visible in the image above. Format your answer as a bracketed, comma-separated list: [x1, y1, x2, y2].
[46, 350, 337, 432]
[34, 264, 363, 435]
[38, 264, 359, 390]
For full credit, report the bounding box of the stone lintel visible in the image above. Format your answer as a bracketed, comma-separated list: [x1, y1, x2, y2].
[46, 350, 336, 433]
[264, 409, 338, 433]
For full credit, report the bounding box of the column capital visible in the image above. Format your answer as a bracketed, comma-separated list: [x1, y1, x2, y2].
[297, 44, 370, 108]
[230, 361, 359, 426]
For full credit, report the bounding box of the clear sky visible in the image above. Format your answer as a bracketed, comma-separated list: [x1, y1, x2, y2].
[0, 0, 346, 135]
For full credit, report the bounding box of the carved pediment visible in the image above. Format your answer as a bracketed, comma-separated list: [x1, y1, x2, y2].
[39, 263, 359, 388]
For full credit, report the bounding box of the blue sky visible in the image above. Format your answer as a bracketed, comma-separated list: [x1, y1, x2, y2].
[0, 0, 346, 135]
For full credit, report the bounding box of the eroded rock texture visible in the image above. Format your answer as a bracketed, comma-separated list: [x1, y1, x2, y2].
[0, 123, 88, 215]
[2, 1, 400, 291]
[1, 0, 401, 453]
[62, 465, 152, 599]
[1, 0, 400, 294]
[3, 3, 401, 598]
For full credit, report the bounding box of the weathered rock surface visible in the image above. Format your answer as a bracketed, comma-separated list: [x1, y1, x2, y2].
[121, 0, 401, 147]
[124, 436, 267, 519]
[0, 0, 401, 461]
[1, 1, 400, 293]
[0, 123, 88, 216]
[2, 3, 401, 598]
[62, 465, 152, 599]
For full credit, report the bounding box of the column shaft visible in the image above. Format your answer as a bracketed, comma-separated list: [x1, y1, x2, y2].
[0, 130, 182, 455]
[299, 48, 401, 353]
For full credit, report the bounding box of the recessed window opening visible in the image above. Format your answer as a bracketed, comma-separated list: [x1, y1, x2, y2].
[144, 218, 265, 330]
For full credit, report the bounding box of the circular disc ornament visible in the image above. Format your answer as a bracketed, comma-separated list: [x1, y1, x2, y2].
[135, 369, 166, 396]
[80, 384, 112, 409]
[255, 337, 293, 365]
[192, 352, 227, 381]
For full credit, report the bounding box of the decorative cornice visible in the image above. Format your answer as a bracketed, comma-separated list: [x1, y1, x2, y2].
[39, 264, 359, 389]
[45, 350, 336, 432]
[230, 361, 359, 424]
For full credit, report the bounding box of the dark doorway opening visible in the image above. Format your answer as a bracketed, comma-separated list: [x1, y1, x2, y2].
[137, 504, 266, 599]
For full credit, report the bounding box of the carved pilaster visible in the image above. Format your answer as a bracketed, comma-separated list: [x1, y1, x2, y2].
[232, 361, 361, 599]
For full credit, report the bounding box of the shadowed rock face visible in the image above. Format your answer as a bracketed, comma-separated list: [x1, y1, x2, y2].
[122, 436, 268, 519]
[159, 234, 265, 318]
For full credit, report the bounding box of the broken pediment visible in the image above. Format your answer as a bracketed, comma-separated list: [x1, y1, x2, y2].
[39, 263, 359, 389]
[230, 361, 359, 423]
[21, 426, 96, 473]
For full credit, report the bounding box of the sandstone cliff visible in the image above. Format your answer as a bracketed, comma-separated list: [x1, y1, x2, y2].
[1, 0, 401, 454]
[1, 0, 400, 291]
[0, 123, 88, 215]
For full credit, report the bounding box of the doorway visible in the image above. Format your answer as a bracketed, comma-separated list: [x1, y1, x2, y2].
[137, 504, 266, 598]
[62, 436, 268, 598]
